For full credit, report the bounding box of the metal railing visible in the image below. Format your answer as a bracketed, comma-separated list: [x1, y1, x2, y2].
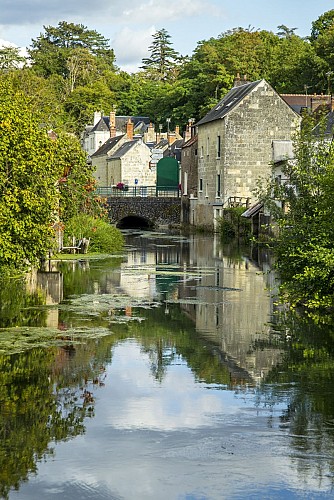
[95, 186, 180, 198]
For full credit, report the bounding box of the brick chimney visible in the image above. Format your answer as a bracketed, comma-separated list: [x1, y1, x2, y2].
[110, 109, 116, 138]
[168, 133, 176, 146]
[126, 118, 134, 140]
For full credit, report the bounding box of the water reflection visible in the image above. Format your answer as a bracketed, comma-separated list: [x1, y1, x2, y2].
[0, 232, 334, 498]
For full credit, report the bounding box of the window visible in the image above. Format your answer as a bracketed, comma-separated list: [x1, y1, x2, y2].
[199, 178, 203, 192]
[206, 137, 209, 155]
[217, 135, 221, 158]
[183, 172, 188, 195]
[216, 174, 221, 197]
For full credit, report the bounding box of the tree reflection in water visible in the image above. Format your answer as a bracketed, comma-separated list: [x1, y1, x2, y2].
[1, 236, 334, 497]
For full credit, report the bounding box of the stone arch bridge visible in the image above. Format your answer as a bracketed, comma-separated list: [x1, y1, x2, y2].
[104, 188, 181, 229]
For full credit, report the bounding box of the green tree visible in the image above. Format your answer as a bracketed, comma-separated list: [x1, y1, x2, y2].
[261, 114, 334, 311]
[310, 9, 334, 42]
[0, 80, 60, 270]
[141, 28, 181, 81]
[276, 25, 298, 39]
[29, 21, 114, 79]
[8, 69, 67, 131]
[0, 46, 26, 71]
[54, 132, 101, 222]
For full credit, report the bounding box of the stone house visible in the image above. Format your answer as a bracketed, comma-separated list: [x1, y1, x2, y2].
[190, 78, 301, 230]
[91, 134, 127, 186]
[82, 110, 152, 158]
[107, 139, 154, 188]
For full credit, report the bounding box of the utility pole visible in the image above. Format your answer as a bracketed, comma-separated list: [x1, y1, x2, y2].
[304, 84, 310, 108]
[166, 118, 171, 155]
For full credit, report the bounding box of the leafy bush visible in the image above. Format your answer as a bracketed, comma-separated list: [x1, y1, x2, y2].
[217, 207, 251, 240]
[64, 214, 124, 253]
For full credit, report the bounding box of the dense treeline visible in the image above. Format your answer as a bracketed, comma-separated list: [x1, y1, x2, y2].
[1, 11, 334, 136]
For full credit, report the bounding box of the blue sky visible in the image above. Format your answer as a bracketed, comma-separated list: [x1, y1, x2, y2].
[0, 0, 333, 72]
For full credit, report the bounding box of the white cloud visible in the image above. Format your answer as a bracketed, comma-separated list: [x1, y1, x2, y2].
[0, 38, 29, 60]
[111, 26, 156, 73]
[122, 0, 219, 24]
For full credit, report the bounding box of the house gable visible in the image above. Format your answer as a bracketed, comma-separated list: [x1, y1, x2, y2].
[193, 79, 301, 229]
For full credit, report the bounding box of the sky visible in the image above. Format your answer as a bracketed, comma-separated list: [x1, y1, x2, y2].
[0, 0, 333, 73]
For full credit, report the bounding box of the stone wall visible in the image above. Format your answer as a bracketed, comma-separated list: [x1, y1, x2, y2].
[108, 197, 181, 227]
[194, 80, 301, 230]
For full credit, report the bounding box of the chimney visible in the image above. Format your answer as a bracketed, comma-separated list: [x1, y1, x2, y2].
[184, 118, 193, 142]
[175, 125, 180, 136]
[126, 118, 134, 140]
[168, 133, 176, 146]
[145, 122, 156, 143]
[234, 72, 241, 87]
[110, 109, 116, 138]
[94, 111, 102, 125]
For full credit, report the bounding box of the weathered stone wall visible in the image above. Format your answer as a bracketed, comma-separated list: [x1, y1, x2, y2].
[195, 80, 301, 230]
[108, 197, 181, 227]
[117, 141, 154, 187]
[92, 136, 128, 186]
[181, 136, 198, 223]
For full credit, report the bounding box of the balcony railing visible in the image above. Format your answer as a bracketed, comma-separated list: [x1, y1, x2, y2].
[95, 186, 180, 198]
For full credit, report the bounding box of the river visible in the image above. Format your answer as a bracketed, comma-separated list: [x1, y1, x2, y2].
[0, 231, 333, 499]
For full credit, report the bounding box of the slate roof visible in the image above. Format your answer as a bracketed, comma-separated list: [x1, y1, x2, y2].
[91, 115, 150, 134]
[312, 111, 334, 137]
[91, 134, 125, 157]
[164, 139, 184, 161]
[108, 140, 140, 159]
[183, 135, 198, 148]
[241, 202, 264, 218]
[154, 139, 169, 150]
[196, 80, 262, 126]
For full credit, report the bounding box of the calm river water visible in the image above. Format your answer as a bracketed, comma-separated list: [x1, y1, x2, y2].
[0, 231, 334, 499]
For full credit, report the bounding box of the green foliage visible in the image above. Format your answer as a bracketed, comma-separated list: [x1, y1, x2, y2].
[28, 21, 112, 79]
[261, 113, 334, 311]
[217, 207, 251, 240]
[0, 46, 26, 71]
[54, 132, 103, 221]
[310, 9, 334, 42]
[64, 214, 124, 253]
[141, 28, 181, 81]
[0, 80, 60, 270]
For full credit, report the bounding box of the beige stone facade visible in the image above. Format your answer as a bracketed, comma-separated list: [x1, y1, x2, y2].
[192, 79, 301, 230]
[107, 140, 155, 187]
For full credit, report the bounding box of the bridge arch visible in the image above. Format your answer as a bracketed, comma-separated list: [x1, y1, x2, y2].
[116, 215, 154, 230]
[108, 197, 181, 228]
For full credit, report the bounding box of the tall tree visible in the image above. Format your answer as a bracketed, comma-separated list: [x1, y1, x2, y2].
[276, 25, 298, 39]
[310, 10, 334, 42]
[0, 80, 60, 270]
[141, 28, 180, 81]
[0, 46, 26, 71]
[29, 21, 115, 78]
